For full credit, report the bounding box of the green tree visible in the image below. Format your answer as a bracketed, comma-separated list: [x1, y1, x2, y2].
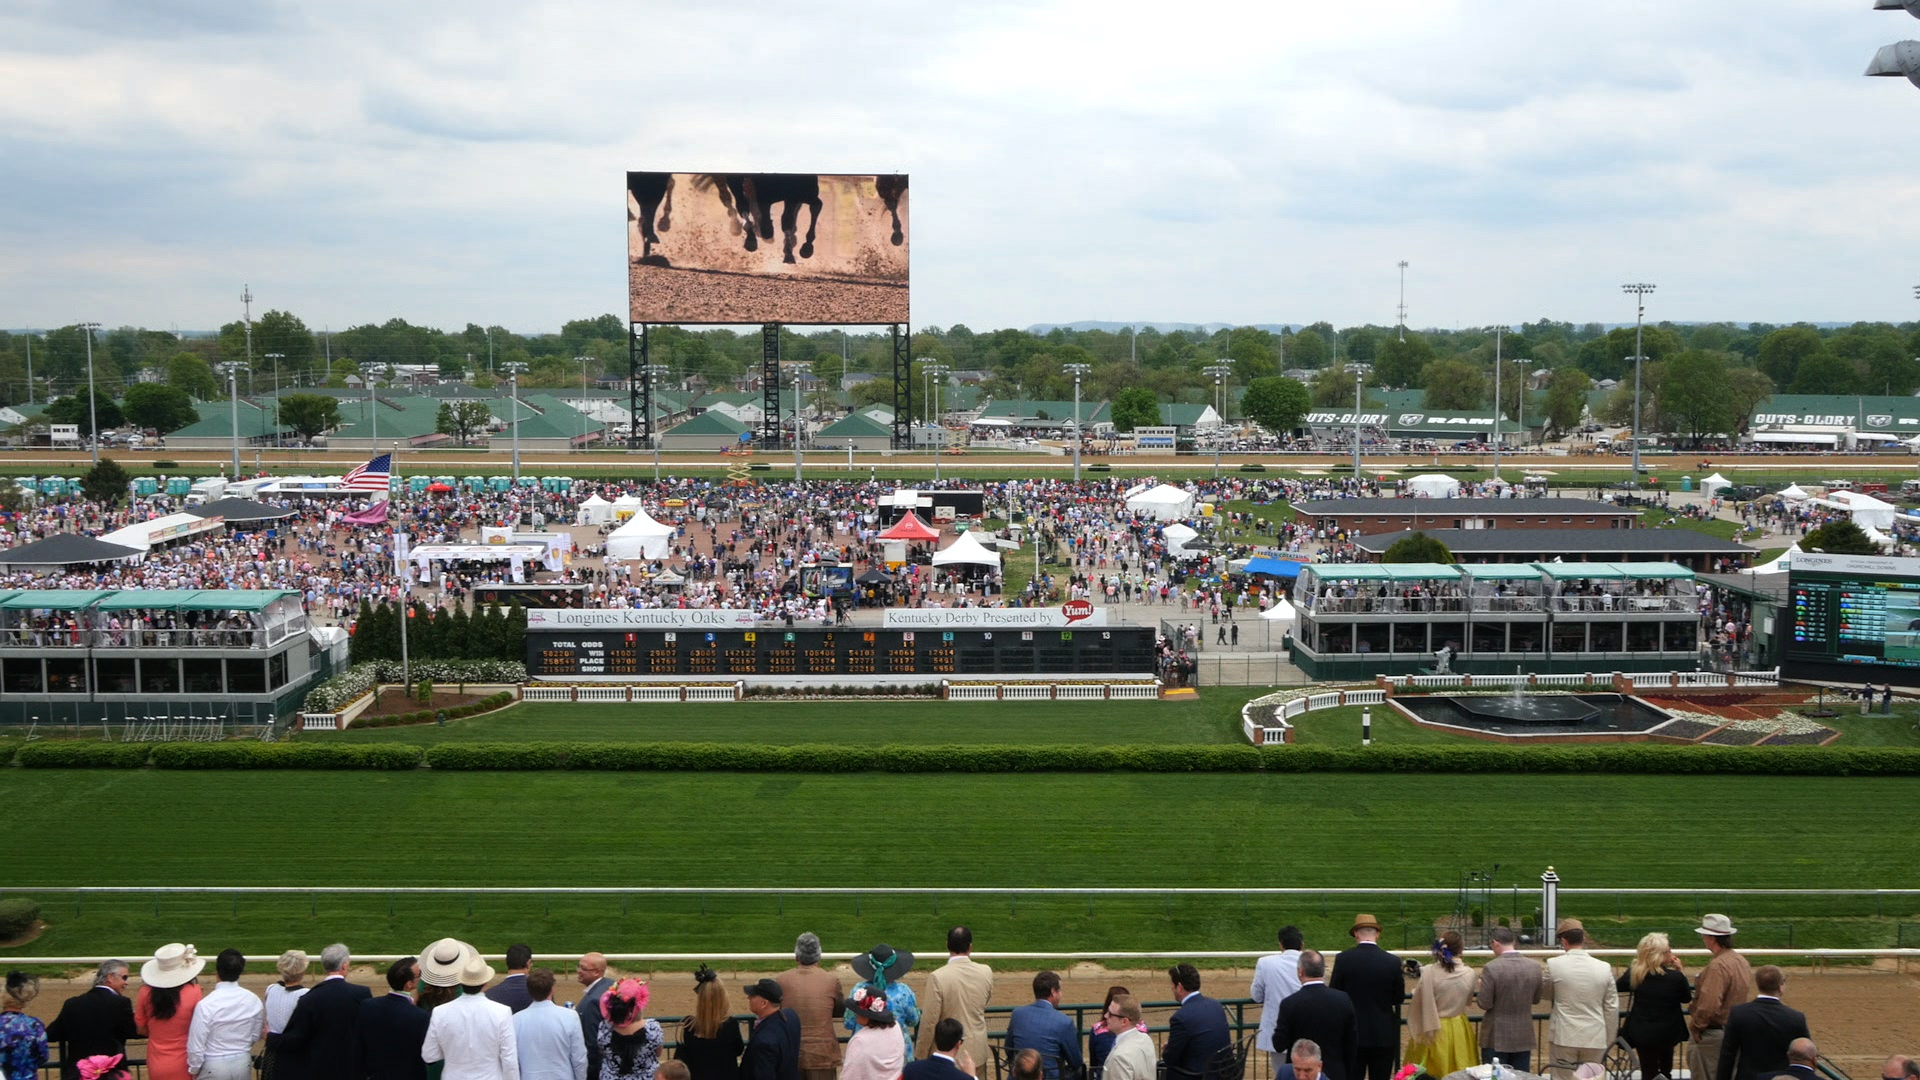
[1373, 333, 1435, 388]
[46, 387, 124, 435]
[121, 383, 198, 432]
[80, 457, 132, 505]
[255, 310, 320, 385]
[1657, 351, 1736, 446]
[1382, 531, 1454, 564]
[1286, 329, 1328, 369]
[277, 394, 341, 441]
[437, 400, 494, 444]
[167, 353, 220, 401]
[1420, 359, 1487, 410]
[1542, 368, 1592, 435]
[1790, 352, 1858, 395]
[1311, 364, 1366, 408]
[1239, 377, 1312, 435]
[1756, 326, 1824, 387]
[1109, 387, 1161, 433]
[1724, 368, 1774, 434]
[1801, 519, 1881, 556]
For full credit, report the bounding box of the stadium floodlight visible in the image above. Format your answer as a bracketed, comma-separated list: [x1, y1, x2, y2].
[1875, 0, 1920, 18]
[1866, 40, 1920, 87]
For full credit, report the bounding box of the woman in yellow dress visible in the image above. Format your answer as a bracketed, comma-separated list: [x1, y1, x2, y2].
[1404, 930, 1480, 1077]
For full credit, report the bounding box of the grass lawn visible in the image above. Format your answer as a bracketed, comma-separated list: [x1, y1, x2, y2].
[1638, 507, 1744, 541]
[6, 768, 1920, 959]
[322, 690, 1265, 745]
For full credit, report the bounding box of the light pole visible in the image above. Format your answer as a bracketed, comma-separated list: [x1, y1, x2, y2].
[80, 322, 101, 463]
[486, 327, 494, 375]
[641, 363, 669, 481]
[926, 364, 951, 482]
[219, 363, 244, 477]
[509, 373, 521, 482]
[1397, 260, 1409, 342]
[1491, 328, 1503, 480]
[1203, 363, 1233, 479]
[1063, 363, 1091, 483]
[1353, 368, 1365, 480]
[791, 365, 806, 482]
[264, 352, 283, 445]
[575, 355, 591, 450]
[23, 330, 32, 405]
[1622, 283, 1656, 478]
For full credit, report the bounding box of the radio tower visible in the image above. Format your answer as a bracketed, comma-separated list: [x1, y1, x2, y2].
[241, 284, 256, 382]
[1396, 261, 1409, 342]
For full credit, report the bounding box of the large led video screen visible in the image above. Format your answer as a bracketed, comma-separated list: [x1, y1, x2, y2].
[627, 172, 909, 325]
[1784, 553, 1920, 685]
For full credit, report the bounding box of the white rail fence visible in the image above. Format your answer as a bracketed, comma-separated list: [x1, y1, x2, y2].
[519, 683, 745, 703]
[943, 681, 1162, 701]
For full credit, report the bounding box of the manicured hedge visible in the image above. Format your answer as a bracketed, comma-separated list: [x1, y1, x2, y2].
[147, 743, 423, 770]
[349, 692, 516, 730]
[0, 899, 40, 939]
[1254, 744, 1920, 776]
[16, 742, 153, 768]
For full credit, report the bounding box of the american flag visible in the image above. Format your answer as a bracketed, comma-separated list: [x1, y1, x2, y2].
[344, 453, 393, 492]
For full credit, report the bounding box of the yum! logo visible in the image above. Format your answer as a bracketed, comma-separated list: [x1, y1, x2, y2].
[1061, 599, 1094, 623]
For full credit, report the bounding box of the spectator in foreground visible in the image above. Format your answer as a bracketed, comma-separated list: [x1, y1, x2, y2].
[1617, 932, 1691, 1080]
[674, 967, 744, 1080]
[260, 950, 310, 1080]
[356, 957, 430, 1080]
[186, 948, 264, 1080]
[1475, 927, 1543, 1074]
[777, 933, 841, 1080]
[903, 1018, 973, 1080]
[841, 985, 904, 1080]
[1163, 963, 1231, 1078]
[1251, 926, 1306, 1065]
[1088, 985, 1143, 1073]
[1004, 972, 1082, 1080]
[741, 979, 801, 1080]
[1691, 915, 1754, 1080]
[846, 944, 919, 1064]
[514, 967, 588, 1080]
[1718, 966, 1809, 1080]
[595, 979, 663, 1080]
[1404, 931, 1478, 1078]
[1544, 919, 1618, 1080]
[488, 944, 535, 1013]
[46, 961, 138, 1080]
[1100, 995, 1157, 1080]
[576, 953, 614, 1080]
[422, 950, 517, 1079]
[0, 971, 49, 1080]
[918, 926, 992, 1068]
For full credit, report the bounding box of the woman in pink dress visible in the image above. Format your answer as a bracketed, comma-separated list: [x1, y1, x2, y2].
[134, 944, 205, 1080]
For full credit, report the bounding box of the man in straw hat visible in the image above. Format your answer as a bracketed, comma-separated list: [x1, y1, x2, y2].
[423, 945, 518, 1079]
[1543, 919, 1617, 1080]
[279, 943, 371, 1080]
[1329, 914, 1401, 1080]
[1690, 914, 1754, 1080]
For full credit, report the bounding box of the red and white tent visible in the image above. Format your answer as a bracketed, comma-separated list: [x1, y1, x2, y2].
[879, 511, 940, 541]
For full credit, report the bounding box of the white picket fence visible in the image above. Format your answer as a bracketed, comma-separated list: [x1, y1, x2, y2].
[518, 684, 745, 703]
[1241, 688, 1387, 745]
[943, 681, 1163, 701]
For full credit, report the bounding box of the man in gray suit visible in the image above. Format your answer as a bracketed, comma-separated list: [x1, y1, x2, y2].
[1476, 927, 1545, 1074]
[575, 952, 612, 1080]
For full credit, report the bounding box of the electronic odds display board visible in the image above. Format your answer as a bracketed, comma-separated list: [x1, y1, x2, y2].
[1784, 553, 1920, 685]
[525, 611, 1155, 679]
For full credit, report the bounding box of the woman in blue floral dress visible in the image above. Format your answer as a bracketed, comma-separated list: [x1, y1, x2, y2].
[843, 944, 919, 1063]
[0, 971, 49, 1080]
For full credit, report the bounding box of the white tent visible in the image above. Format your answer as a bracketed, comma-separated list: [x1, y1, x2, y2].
[1405, 474, 1461, 498]
[1748, 544, 1799, 574]
[576, 494, 613, 526]
[605, 508, 675, 561]
[610, 494, 644, 521]
[1163, 523, 1198, 550]
[1863, 524, 1897, 548]
[97, 512, 223, 552]
[1830, 491, 1899, 531]
[1701, 472, 1732, 498]
[1779, 484, 1811, 501]
[1260, 598, 1297, 623]
[931, 530, 1002, 568]
[1125, 483, 1195, 520]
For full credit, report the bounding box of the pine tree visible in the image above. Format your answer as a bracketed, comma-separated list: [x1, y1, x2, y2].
[503, 604, 529, 661]
[349, 599, 376, 664]
[443, 604, 471, 660]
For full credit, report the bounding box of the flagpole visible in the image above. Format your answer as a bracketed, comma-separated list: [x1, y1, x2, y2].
[393, 443, 410, 693]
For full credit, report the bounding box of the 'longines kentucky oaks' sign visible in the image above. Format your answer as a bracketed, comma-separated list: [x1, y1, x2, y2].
[527, 608, 761, 630]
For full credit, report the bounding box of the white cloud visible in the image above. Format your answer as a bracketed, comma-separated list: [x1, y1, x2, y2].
[2, 0, 1919, 333]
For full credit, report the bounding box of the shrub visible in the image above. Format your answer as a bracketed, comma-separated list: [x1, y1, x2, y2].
[1470, 906, 1484, 927]
[1238, 463, 1268, 472]
[153, 460, 179, 469]
[17, 742, 151, 768]
[305, 660, 526, 712]
[0, 899, 40, 939]
[416, 678, 434, 704]
[148, 743, 422, 770]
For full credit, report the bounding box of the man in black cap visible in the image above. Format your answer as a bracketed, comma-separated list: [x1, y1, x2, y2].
[742, 978, 802, 1080]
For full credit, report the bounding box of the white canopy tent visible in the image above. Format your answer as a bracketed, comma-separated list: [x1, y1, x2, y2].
[1260, 598, 1297, 623]
[1779, 484, 1811, 501]
[1701, 472, 1732, 498]
[1405, 474, 1462, 498]
[1125, 483, 1195, 521]
[1826, 491, 1899, 531]
[610, 494, 644, 521]
[98, 512, 225, 552]
[605, 509, 676, 561]
[1748, 544, 1800, 574]
[1863, 524, 1897, 548]
[931, 530, 1002, 568]
[576, 494, 614, 525]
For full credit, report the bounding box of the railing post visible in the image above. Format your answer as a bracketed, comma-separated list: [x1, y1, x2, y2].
[1540, 867, 1560, 942]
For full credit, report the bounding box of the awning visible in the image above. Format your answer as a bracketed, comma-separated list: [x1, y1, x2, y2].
[1752, 432, 1840, 445]
[1242, 557, 1305, 578]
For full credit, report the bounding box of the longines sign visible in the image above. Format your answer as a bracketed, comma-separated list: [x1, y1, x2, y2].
[527, 609, 760, 630]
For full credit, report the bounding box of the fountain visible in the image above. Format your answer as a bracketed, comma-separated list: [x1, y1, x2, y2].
[1395, 671, 1672, 738]
[1452, 669, 1600, 725]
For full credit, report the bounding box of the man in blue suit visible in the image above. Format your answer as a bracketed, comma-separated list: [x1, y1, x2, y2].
[1004, 972, 1083, 1079]
[904, 1019, 975, 1080]
[1163, 963, 1232, 1078]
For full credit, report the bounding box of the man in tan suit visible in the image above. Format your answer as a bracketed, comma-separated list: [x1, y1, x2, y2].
[1541, 918, 1618, 1080]
[1690, 914, 1753, 1080]
[918, 926, 994, 1067]
[778, 932, 843, 1080]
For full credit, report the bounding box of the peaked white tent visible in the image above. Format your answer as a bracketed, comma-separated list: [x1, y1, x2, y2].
[1863, 524, 1897, 548]
[1260, 598, 1297, 623]
[1405, 474, 1461, 498]
[611, 494, 644, 521]
[1828, 490, 1898, 531]
[605, 508, 675, 561]
[1125, 483, 1195, 521]
[576, 494, 613, 526]
[1748, 544, 1799, 574]
[1701, 472, 1732, 498]
[931, 529, 1002, 568]
[1779, 484, 1811, 501]
[1163, 523, 1198, 549]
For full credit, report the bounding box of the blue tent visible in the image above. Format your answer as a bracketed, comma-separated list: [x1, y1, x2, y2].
[1243, 556, 1304, 579]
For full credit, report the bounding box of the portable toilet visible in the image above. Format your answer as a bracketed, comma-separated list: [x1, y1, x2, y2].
[433, 476, 456, 490]
[516, 476, 539, 489]
[463, 476, 488, 493]
[388, 476, 404, 494]
[134, 477, 160, 497]
[166, 477, 193, 496]
[1681, 476, 1693, 492]
[15, 477, 36, 496]
[489, 475, 513, 492]
[409, 476, 430, 493]
[41, 477, 67, 495]
[542, 475, 567, 493]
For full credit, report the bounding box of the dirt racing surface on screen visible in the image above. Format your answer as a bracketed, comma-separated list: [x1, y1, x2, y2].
[627, 172, 909, 325]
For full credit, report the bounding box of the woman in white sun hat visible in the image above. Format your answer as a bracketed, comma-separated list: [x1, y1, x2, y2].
[136, 943, 206, 1080]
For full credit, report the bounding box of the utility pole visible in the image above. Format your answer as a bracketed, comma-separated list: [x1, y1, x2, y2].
[575, 355, 591, 450]
[264, 352, 283, 445]
[1353, 369, 1365, 480]
[1492, 328, 1503, 481]
[509, 373, 522, 481]
[792, 365, 807, 482]
[641, 363, 669, 481]
[1064, 363, 1091, 483]
[1622, 283, 1656, 479]
[1203, 363, 1233, 479]
[926, 364, 951, 483]
[221, 363, 243, 477]
[23, 331, 32, 405]
[81, 322, 101, 464]
[241, 284, 255, 391]
[1397, 260, 1409, 342]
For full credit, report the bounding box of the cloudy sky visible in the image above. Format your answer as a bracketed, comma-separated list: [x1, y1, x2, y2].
[3, 0, 1916, 335]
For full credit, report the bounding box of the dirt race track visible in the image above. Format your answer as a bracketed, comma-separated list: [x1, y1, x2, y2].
[9, 448, 1920, 476]
[20, 962, 1920, 1070]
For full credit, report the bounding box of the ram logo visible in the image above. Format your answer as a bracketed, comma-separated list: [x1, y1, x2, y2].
[1867, 414, 1893, 427]
[1399, 413, 1424, 426]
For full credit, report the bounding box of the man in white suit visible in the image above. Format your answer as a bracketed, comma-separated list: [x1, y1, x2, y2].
[1542, 919, 1618, 1080]
[918, 926, 994, 1069]
[1102, 995, 1159, 1080]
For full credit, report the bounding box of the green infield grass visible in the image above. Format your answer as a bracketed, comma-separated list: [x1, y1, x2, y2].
[5, 767, 1920, 961]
